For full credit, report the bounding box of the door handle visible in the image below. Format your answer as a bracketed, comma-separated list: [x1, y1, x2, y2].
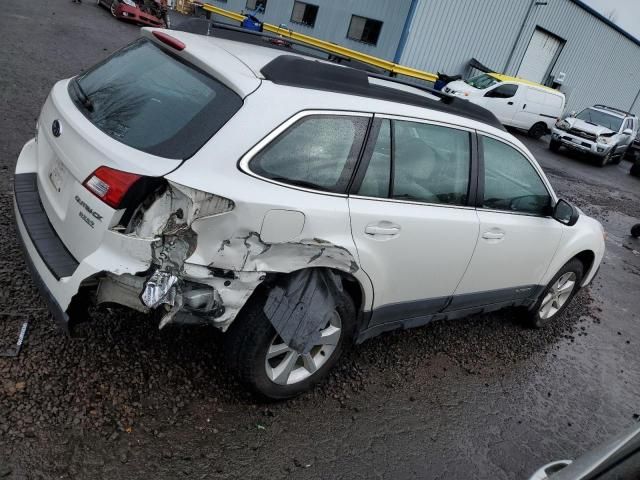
[365, 222, 401, 236]
[507, 101, 514, 105]
[482, 230, 505, 240]
[523, 103, 527, 109]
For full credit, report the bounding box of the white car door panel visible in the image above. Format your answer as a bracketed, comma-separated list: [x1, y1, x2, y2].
[348, 118, 480, 327]
[454, 135, 562, 303]
[476, 84, 520, 126]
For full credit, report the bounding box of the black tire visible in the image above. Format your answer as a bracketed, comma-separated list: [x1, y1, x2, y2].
[223, 285, 356, 400]
[549, 139, 561, 153]
[528, 122, 547, 140]
[632, 224, 640, 238]
[630, 162, 640, 177]
[526, 258, 584, 329]
[597, 151, 612, 167]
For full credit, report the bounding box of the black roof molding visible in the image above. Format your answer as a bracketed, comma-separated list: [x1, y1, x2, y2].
[261, 56, 505, 131]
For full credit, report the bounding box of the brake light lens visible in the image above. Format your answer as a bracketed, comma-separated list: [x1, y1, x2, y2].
[152, 31, 186, 51]
[83, 166, 142, 208]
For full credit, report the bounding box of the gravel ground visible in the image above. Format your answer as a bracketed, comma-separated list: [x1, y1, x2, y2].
[1, 1, 640, 479]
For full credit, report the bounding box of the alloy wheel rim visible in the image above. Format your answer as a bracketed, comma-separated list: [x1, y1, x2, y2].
[265, 310, 342, 385]
[539, 272, 577, 320]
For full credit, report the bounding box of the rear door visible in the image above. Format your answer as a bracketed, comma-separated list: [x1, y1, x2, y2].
[476, 84, 520, 126]
[453, 134, 562, 306]
[348, 117, 480, 328]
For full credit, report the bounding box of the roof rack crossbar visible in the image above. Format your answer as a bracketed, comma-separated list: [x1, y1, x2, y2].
[593, 104, 634, 116]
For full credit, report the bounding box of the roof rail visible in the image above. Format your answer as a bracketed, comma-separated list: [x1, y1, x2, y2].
[593, 104, 634, 117]
[260, 56, 505, 131]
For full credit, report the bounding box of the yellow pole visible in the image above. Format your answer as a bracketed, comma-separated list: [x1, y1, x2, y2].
[195, 2, 438, 83]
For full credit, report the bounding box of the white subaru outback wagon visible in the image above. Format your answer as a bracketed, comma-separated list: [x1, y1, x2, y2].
[14, 28, 605, 399]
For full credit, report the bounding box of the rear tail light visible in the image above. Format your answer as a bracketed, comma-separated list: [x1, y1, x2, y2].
[83, 166, 142, 208]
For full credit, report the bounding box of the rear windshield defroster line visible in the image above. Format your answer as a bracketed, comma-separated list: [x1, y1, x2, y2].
[69, 38, 243, 160]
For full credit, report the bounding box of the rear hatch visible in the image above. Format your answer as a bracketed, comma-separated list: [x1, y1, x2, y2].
[33, 34, 248, 264]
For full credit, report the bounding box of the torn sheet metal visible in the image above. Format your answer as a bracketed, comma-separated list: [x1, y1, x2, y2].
[141, 270, 179, 309]
[210, 231, 359, 274]
[263, 269, 343, 354]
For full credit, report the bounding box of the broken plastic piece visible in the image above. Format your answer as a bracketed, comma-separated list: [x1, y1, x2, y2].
[141, 270, 179, 308]
[0, 320, 29, 358]
[263, 269, 343, 354]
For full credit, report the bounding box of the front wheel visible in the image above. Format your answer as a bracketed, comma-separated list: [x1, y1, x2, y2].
[110, 0, 118, 16]
[549, 138, 561, 152]
[528, 122, 547, 140]
[597, 151, 612, 167]
[631, 162, 640, 177]
[632, 224, 640, 238]
[527, 259, 584, 328]
[223, 287, 356, 400]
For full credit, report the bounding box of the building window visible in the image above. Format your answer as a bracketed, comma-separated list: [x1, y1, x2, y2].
[291, 1, 319, 27]
[347, 15, 383, 45]
[246, 0, 267, 13]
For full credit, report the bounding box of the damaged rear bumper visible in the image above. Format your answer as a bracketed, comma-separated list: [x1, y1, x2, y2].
[13, 175, 157, 331]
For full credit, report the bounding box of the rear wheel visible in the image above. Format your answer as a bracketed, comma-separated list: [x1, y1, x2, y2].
[632, 224, 640, 238]
[528, 122, 547, 140]
[549, 138, 561, 152]
[631, 162, 640, 177]
[527, 259, 584, 328]
[223, 286, 356, 400]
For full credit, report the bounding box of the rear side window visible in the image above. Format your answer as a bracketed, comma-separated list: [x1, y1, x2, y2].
[249, 115, 368, 193]
[70, 39, 242, 159]
[357, 119, 471, 206]
[481, 136, 551, 215]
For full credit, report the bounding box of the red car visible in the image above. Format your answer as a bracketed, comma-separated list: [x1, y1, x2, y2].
[97, 0, 166, 28]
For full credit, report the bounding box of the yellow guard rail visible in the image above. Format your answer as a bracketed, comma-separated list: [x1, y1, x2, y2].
[195, 2, 438, 83]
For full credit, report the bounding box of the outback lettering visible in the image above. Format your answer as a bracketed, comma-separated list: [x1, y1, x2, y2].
[75, 195, 103, 222]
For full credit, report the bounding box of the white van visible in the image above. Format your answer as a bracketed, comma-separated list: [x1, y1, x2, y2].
[444, 73, 566, 139]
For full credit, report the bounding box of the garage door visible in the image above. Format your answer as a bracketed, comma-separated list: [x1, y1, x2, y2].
[517, 28, 563, 83]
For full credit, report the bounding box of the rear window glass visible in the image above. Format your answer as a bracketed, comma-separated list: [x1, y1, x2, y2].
[70, 38, 242, 159]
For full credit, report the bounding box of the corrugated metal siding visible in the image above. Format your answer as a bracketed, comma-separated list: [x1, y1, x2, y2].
[400, 0, 640, 115]
[204, 0, 411, 60]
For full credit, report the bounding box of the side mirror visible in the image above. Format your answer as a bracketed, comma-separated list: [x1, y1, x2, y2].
[553, 199, 579, 226]
[569, 111, 577, 117]
[623, 128, 633, 136]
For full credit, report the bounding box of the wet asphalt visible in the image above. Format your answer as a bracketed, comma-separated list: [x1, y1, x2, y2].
[1, 1, 640, 479]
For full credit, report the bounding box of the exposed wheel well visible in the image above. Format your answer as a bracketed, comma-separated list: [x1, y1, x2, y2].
[573, 250, 596, 277]
[249, 267, 365, 314]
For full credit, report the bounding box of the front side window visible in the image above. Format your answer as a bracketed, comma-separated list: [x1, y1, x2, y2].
[357, 119, 470, 206]
[250, 115, 368, 193]
[464, 73, 499, 90]
[290, 1, 318, 27]
[347, 15, 383, 45]
[576, 108, 623, 132]
[485, 84, 518, 99]
[481, 136, 551, 215]
[70, 39, 242, 159]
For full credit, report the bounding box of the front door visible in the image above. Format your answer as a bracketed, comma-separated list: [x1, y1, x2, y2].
[453, 134, 563, 307]
[348, 117, 480, 328]
[475, 84, 520, 126]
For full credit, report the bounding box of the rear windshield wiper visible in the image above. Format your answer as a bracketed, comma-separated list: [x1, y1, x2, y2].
[72, 78, 94, 112]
